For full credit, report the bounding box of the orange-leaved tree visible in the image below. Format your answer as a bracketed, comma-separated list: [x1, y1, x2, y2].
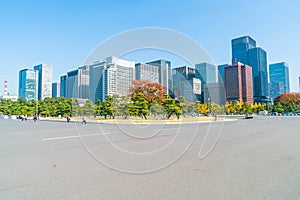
[274, 92, 300, 106]
[129, 80, 166, 107]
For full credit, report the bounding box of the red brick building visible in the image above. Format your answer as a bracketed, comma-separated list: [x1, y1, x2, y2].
[224, 62, 253, 104]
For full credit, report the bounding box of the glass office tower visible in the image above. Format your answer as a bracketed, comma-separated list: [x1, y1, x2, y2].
[172, 66, 201, 102]
[89, 61, 106, 103]
[231, 36, 256, 64]
[60, 75, 67, 97]
[146, 59, 173, 96]
[18, 69, 39, 100]
[231, 36, 269, 103]
[247, 47, 269, 102]
[52, 82, 60, 98]
[269, 62, 290, 99]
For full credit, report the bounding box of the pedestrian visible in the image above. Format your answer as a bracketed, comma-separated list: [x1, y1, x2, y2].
[67, 116, 70, 123]
[82, 115, 87, 125]
[33, 115, 37, 122]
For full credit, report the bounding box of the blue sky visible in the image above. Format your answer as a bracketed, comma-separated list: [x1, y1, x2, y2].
[1, 0, 300, 94]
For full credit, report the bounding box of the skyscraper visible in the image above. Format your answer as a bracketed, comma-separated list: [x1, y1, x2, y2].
[231, 36, 268, 103]
[146, 59, 172, 96]
[195, 62, 217, 89]
[269, 62, 290, 99]
[66, 65, 89, 99]
[172, 66, 201, 102]
[78, 65, 90, 99]
[225, 62, 253, 104]
[18, 69, 39, 100]
[231, 36, 256, 64]
[33, 64, 53, 100]
[89, 61, 106, 103]
[52, 82, 60, 98]
[247, 47, 268, 102]
[102, 56, 135, 101]
[195, 62, 217, 102]
[203, 82, 226, 105]
[217, 64, 228, 84]
[66, 70, 78, 98]
[60, 75, 67, 97]
[135, 63, 159, 83]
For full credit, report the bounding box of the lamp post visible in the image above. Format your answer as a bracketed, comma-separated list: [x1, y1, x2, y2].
[35, 71, 38, 119]
[207, 97, 210, 114]
[266, 96, 270, 115]
[36, 100, 38, 117]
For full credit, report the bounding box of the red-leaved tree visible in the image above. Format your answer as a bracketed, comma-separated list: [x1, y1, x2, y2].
[273, 93, 300, 106]
[129, 80, 166, 106]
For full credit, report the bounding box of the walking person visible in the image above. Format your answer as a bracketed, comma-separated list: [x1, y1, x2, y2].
[67, 116, 71, 123]
[33, 115, 37, 122]
[82, 115, 87, 125]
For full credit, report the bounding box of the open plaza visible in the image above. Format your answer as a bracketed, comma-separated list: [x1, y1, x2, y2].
[0, 116, 300, 199]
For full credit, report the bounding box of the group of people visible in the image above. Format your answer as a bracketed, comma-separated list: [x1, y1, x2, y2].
[17, 115, 38, 122]
[15, 114, 87, 124]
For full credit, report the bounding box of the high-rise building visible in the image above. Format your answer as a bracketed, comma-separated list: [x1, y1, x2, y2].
[18, 69, 39, 100]
[78, 65, 90, 99]
[66, 65, 89, 99]
[66, 70, 78, 98]
[89, 61, 106, 103]
[172, 66, 201, 102]
[102, 56, 135, 101]
[34, 64, 53, 100]
[217, 64, 228, 84]
[224, 62, 253, 104]
[195, 62, 217, 88]
[60, 75, 67, 97]
[269, 82, 284, 100]
[146, 59, 172, 96]
[135, 63, 159, 83]
[247, 47, 268, 103]
[203, 82, 226, 105]
[231, 36, 269, 103]
[52, 82, 60, 98]
[232, 36, 256, 64]
[195, 62, 217, 102]
[269, 62, 290, 99]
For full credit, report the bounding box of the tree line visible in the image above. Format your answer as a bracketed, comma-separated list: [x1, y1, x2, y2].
[1, 81, 299, 119]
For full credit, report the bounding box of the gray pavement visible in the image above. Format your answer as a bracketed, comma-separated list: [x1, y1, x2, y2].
[0, 116, 300, 199]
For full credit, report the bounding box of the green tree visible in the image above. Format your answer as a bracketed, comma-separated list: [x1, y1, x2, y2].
[179, 96, 188, 116]
[71, 98, 80, 116]
[242, 102, 252, 114]
[111, 94, 130, 117]
[162, 95, 182, 119]
[274, 102, 284, 113]
[95, 99, 102, 116]
[101, 95, 114, 119]
[117, 95, 130, 119]
[128, 93, 149, 119]
[149, 103, 165, 117]
[82, 99, 95, 116]
[56, 97, 72, 117]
